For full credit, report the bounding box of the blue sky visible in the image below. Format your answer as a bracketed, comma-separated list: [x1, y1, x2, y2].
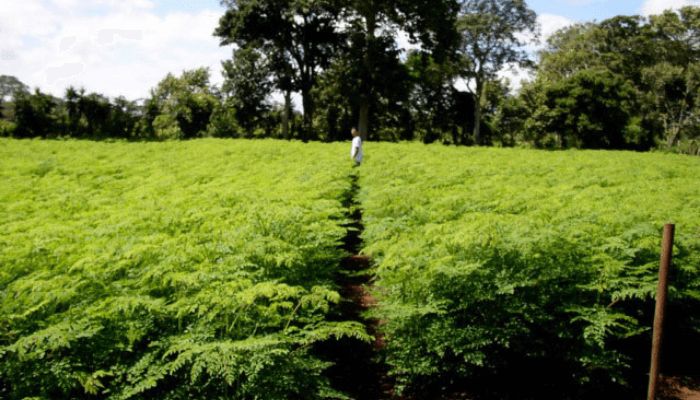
[150, 0, 223, 14]
[1, 0, 698, 100]
[530, 0, 643, 21]
[124, 1, 666, 23]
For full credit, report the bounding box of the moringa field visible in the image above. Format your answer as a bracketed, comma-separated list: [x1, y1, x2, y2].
[1, 138, 699, 399]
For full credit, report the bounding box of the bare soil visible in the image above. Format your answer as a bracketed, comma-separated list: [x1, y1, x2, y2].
[660, 376, 700, 400]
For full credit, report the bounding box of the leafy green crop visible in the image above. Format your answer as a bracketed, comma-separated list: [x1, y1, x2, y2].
[358, 143, 700, 396]
[0, 139, 367, 399]
[3, 139, 699, 398]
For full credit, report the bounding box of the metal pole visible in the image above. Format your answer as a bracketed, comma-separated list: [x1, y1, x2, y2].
[647, 223, 675, 400]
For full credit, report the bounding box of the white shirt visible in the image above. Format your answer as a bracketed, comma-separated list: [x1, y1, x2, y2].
[351, 136, 363, 163]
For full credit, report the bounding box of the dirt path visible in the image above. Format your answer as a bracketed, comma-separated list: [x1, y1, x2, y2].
[318, 172, 394, 400]
[660, 376, 700, 400]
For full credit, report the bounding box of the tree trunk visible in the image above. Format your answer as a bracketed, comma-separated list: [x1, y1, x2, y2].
[667, 126, 680, 147]
[473, 80, 483, 145]
[358, 102, 369, 140]
[282, 90, 291, 139]
[358, 9, 377, 141]
[301, 86, 314, 142]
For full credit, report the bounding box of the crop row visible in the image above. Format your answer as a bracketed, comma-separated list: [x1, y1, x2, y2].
[0, 139, 365, 399]
[359, 143, 700, 397]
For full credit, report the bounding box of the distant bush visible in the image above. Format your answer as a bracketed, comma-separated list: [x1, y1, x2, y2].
[0, 119, 15, 136]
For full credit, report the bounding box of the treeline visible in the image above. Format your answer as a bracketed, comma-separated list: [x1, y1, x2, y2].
[0, 69, 315, 141]
[506, 6, 700, 155]
[1, 2, 699, 155]
[0, 71, 258, 141]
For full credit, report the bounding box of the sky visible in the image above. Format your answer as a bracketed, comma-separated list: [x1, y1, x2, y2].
[1, 0, 699, 101]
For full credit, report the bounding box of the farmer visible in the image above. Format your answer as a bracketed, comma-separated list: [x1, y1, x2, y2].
[350, 128, 363, 166]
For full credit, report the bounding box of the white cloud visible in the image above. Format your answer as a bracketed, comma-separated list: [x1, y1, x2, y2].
[396, 29, 421, 55]
[563, 0, 606, 5]
[641, 0, 700, 16]
[0, 0, 229, 100]
[514, 13, 573, 58]
[447, 13, 574, 94]
[498, 64, 533, 93]
[499, 14, 573, 92]
[538, 14, 575, 42]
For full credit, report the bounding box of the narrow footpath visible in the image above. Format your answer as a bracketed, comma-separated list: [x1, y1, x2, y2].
[319, 172, 394, 400]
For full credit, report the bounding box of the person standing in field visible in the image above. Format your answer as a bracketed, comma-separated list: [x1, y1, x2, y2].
[350, 128, 363, 166]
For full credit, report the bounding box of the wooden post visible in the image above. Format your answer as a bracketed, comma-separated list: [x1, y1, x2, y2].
[647, 223, 675, 400]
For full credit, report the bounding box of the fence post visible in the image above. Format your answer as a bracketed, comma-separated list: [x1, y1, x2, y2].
[647, 223, 675, 400]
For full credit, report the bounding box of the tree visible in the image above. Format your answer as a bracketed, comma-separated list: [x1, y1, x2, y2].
[539, 17, 656, 85]
[649, 6, 700, 68]
[337, 0, 460, 139]
[529, 68, 639, 149]
[538, 23, 600, 80]
[13, 90, 63, 138]
[314, 30, 413, 142]
[109, 96, 141, 139]
[215, 0, 341, 140]
[145, 68, 218, 140]
[494, 93, 529, 146]
[0, 75, 28, 102]
[405, 51, 459, 143]
[0, 75, 29, 128]
[644, 7, 700, 150]
[642, 62, 700, 147]
[221, 46, 272, 135]
[456, 0, 537, 144]
[529, 7, 700, 152]
[64, 87, 113, 138]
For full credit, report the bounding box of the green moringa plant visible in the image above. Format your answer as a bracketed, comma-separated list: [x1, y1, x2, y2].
[359, 142, 700, 397]
[0, 139, 368, 399]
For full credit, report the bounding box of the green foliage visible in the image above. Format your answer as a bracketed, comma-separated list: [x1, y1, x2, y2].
[523, 6, 700, 153]
[358, 143, 700, 396]
[12, 90, 63, 138]
[456, 0, 537, 144]
[0, 75, 29, 101]
[215, 0, 342, 139]
[527, 68, 639, 149]
[3, 76, 143, 140]
[208, 103, 242, 138]
[404, 51, 459, 144]
[0, 119, 16, 137]
[145, 68, 219, 140]
[641, 62, 700, 148]
[0, 139, 368, 399]
[221, 47, 272, 135]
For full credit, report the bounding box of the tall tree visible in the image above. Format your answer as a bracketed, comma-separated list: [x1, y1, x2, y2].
[531, 7, 700, 151]
[649, 6, 700, 68]
[145, 68, 218, 140]
[338, 0, 460, 139]
[215, 0, 341, 140]
[642, 62, 700, 147]
[533, 68, 639, 149]
[0, 75, 29, 125]
[64, 87, 113, 138]
[456, 0, 537, 144]
[13, 90, 62, 138]
[109, 96, 140, 139]
[405, 51, 458, 143]
[644, 7, 700, 148]
[0, 75, 29, 102]
[221, 46, 272, 135]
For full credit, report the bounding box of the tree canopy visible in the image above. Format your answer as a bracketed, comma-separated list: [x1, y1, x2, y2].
[1, 4, 700, 155]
